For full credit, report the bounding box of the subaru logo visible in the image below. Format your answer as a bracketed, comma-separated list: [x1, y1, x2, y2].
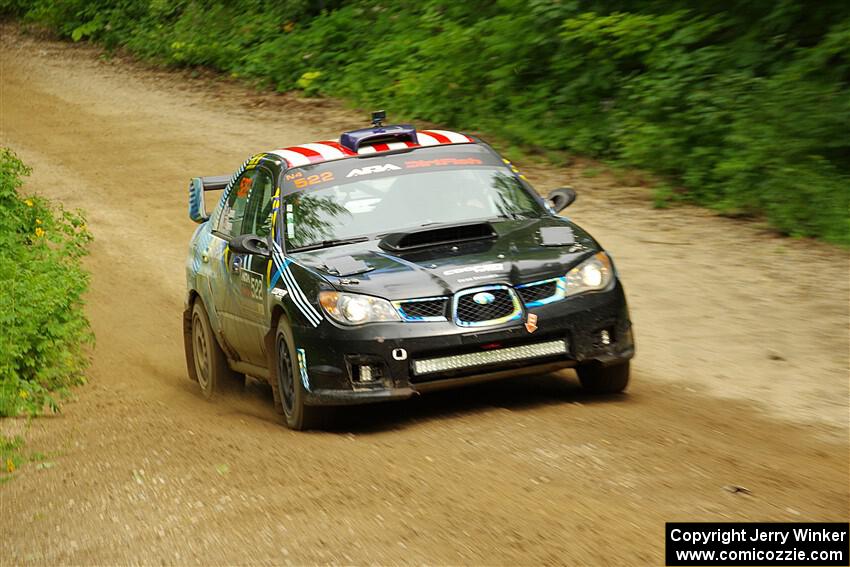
[472, 292, 496, 305]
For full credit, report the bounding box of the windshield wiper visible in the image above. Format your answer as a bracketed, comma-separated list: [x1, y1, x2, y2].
[289, 236, 369, 252]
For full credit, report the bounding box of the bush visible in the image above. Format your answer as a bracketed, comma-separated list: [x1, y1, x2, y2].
[0, 149, 93, 417]
[5, 0, 849, 243]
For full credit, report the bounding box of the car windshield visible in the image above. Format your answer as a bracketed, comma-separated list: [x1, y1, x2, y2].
[279, 145, 543, 250]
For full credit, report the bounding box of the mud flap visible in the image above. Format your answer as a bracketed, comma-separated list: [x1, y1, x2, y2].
[264, 322, 284, 413]
[183, 306, 198, 382]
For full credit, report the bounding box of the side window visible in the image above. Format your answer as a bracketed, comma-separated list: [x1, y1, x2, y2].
[217, 170, 257, 238]
[241, 168, 275, 238]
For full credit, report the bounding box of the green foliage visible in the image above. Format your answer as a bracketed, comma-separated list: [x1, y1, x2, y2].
[0, 431, 60, 481]
[0, 434, 24, 481]
[0, 149, 93, 417]
[5, 0, 849, 243]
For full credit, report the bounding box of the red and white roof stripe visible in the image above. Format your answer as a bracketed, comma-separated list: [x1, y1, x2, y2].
[417, 129, 472, 145]
[270, 129, 474, 167]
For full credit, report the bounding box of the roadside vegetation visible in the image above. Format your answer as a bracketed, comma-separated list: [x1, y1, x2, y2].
[2, 0, 849, 244]
[0, 148, 92, 478]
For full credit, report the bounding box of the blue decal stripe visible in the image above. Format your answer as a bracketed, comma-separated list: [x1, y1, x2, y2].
[268, 268, 282, 289]
[296, 348, 310, 390]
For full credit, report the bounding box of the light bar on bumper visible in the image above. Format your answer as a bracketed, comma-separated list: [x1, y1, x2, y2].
[412, 339, 569, 376]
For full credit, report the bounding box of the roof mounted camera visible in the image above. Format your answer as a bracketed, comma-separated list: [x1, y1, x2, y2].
[371, 110, 387, 127]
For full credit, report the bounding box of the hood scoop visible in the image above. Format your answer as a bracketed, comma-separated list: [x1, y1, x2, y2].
[378, 222, 497, 252]
[539, 226, 575, 246]
[321, 255, 374, 277]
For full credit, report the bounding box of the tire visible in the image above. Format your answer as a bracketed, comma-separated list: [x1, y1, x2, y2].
[190, 300, 242, 399]
[274, 317, 324, 430]
[577, 361, 630, 394]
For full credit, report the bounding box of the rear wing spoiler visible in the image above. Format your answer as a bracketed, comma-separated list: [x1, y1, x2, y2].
[188, 175, 229, 223]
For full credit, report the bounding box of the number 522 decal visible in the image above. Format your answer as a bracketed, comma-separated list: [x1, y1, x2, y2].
[240, 270, 265, 301]
[289, 171, 335, 188]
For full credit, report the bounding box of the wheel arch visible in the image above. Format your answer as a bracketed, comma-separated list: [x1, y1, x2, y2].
[264, 304, 290, 373]
[264, 304, 294, 410]
[184, 290, 225, 381]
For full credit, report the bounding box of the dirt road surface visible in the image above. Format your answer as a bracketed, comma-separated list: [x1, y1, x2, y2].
[1, 27, 848, 566]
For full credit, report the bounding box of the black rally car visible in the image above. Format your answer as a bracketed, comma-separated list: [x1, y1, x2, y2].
[184, 116, 634, 429]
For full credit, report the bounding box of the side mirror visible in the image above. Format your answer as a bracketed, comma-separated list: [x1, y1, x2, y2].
[229, 234, 270, 257]
[188, 178, 209, 224]
[548, 187, 577, 213]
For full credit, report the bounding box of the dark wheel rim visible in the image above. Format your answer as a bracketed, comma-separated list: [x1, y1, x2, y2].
[277, 335, 295, 414]
[192, 313, 211, 391]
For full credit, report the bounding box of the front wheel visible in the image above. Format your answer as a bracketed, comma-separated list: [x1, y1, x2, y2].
[577, 361, 630, 394]
[275, 318, 325, 430]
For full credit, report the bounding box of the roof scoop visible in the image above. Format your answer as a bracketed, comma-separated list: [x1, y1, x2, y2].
[379, 222, 497, 252]
[340, 111, 418, 152]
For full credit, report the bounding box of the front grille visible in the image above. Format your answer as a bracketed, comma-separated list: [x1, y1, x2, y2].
[395, 297, 448, 321]
[517, 281, 557, 304]
[454, 286, 521, 326]
[516, 277, 566, 307]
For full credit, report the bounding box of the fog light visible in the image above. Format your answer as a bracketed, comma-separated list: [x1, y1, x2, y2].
[358, 365, 376, 382]
[600, 330, 611, 346]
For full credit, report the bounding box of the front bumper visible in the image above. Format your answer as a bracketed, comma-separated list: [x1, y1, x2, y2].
[294, 282, 634, 406]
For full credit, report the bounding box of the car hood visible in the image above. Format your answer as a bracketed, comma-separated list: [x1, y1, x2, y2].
[292, 217, 600, 300]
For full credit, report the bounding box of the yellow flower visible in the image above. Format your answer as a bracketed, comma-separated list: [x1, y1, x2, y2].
[36, 219, 42, 225]
[35, 227, 45, 238]
[19, 390, 28, 399]
[6, 458, 14, 473]
[283, 21, 295, 33]
[25, 199, 33, 207]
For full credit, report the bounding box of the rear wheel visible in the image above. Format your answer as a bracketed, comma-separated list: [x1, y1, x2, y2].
[577, 361, 630, 394]
[275, 317, 324, 430]
[191, 301, 242, 399]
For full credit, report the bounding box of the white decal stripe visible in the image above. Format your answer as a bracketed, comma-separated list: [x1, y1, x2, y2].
[428, 129, 472, 143]
[416, 132, 440, 146]
[270, 244, 317, 325]
[356, 146, 377, 154]
[282, 262, 321, 321]
[281, 263, 322, 326]
[272, 243, 322, 326]
[269, 149, 312, 167]
[386, 142, 410, 150]
[273, 253, 321, 328]
[300, 143, 346, 160]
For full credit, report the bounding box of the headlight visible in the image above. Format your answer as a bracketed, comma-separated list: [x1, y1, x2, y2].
[319, 291, 401, 325]
[565, 252, 613, 296]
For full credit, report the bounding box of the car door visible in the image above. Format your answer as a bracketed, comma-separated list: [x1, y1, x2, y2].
[223, 166, 275, 366]
[208, 167, 260, 362]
